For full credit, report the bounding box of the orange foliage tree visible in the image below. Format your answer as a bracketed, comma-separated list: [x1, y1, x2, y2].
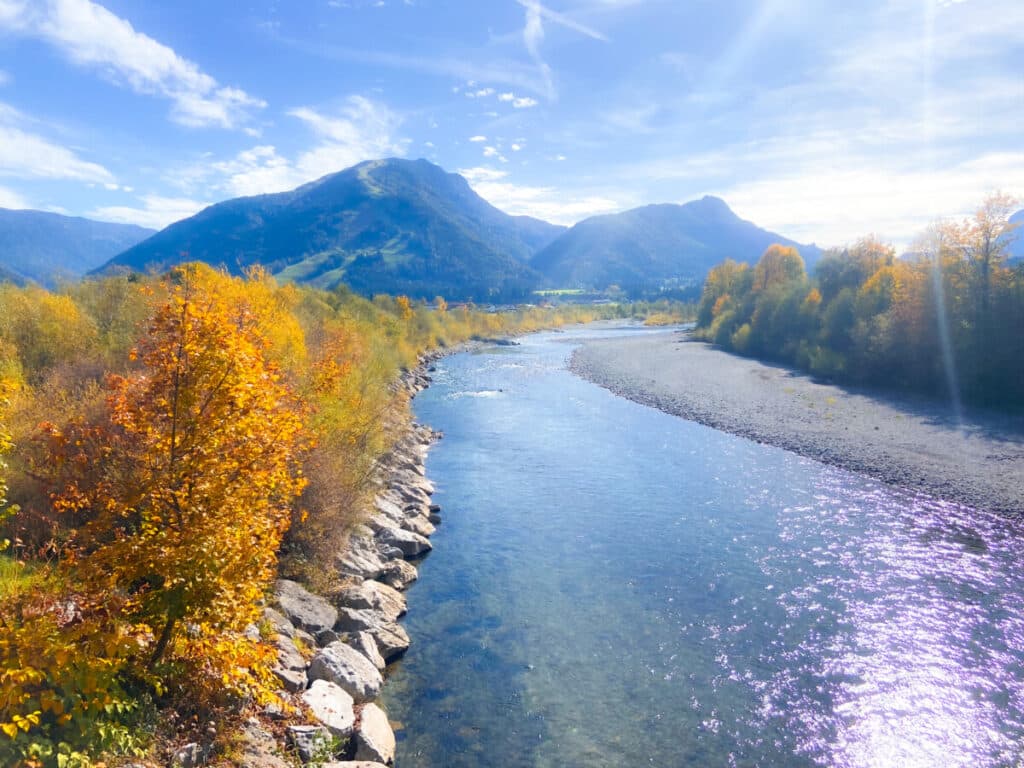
[44, 265, 308, 677]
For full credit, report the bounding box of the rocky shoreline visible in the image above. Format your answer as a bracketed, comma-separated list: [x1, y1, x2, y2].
[225, 355, 445, 768]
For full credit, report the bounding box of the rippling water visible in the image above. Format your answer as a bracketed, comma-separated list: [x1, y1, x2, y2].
[380, 325, 1024, 768]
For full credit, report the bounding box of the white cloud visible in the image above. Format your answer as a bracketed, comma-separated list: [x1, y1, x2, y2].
[498, 92, 514, 102]
[174, 96, 406, 199]
[460, 165, 620, 225]
[90, 194, 209, 229]
[512, 96, 538, 109]
[717, 152, 1024, 250]
[0, 184, 29, 209]
[0, 0, 264, 129]
[482, 146, 499, 157]
[511, 143, 523, 151]
[0, 108, 113, 183]
[469, 135, 487, 142]
[465, 87, 495, 98]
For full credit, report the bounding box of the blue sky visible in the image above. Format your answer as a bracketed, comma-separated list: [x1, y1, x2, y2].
[0, 0, 1020, 248]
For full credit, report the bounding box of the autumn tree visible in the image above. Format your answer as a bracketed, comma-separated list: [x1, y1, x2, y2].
[46, 265, 307, 678]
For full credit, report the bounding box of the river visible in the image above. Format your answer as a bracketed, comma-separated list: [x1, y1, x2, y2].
[380, 324, 1024, 768]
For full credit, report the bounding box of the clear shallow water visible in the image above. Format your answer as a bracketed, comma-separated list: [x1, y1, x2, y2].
[380, 325, 1024, 768]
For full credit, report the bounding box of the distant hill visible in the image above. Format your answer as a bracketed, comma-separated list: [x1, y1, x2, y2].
[1010, 210, 1023, 261]
[0, 209, 154, 287]
[102, 159, 562, 302]
[531, 197, 822, 293]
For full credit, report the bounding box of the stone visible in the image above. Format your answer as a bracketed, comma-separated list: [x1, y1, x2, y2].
[262, 607, 295, 638]
[272, 634, 308, 693]
[377, 559, 418, 591]
[170, 742, 209, 768]
[334, 608, 410, 661]
[321, 763, 389, 768]
[236, 721, 291, 768]
[286, 725, 332, 765]
[336, 527, 387, 580]
[275, 579, 339, 636]
[343, 631, 387, 671]
[308, 642, 384, 703]
[301, 680, 356, 738]
[402, 515, 435, 538]
[376, 526, 431, 558]
[333, 580, 407, 622]
[316, 628, 341, 647]
[354, 703, 396, 765]
[427, 512, 442, 525]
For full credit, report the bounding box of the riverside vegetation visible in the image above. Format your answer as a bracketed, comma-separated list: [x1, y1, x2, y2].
[0, 263, 690, 767]
[695, 194, 1023, 408]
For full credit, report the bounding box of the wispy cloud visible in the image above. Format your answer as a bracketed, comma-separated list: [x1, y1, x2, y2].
[171, 95, 406, 199]
[0, 102, 113, 183]
[0, 184, 29, 209]
[0, 0, 265, 129]
[90, 194, 209, 229]
[459, 165, 620, 224]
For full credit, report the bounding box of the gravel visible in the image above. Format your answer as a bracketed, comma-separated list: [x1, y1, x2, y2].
[570, 330, 1024, 516]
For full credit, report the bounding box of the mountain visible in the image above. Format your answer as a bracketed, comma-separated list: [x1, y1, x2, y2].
[531, 197, 823, 293]
[0, 209, 154, 287]
[102, 158, 563, 302]
[1010, 210, 1023, 261]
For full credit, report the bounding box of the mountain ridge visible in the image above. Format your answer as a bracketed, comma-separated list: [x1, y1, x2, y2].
[102, 158, 559, 302]
[531, 196, 823, 292]
[0, 209, 154, 287]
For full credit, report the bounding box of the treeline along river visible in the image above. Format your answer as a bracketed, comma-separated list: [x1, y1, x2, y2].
[380, 325, 1024, 768]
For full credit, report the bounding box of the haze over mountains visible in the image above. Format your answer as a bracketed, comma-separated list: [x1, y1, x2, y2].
[0, 209, 153, 287]
[532, 197, 822, 292]
[13, 157, 1012, 300]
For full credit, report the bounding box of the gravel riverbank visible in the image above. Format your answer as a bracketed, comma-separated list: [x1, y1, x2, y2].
[571, 331, 1024, 516]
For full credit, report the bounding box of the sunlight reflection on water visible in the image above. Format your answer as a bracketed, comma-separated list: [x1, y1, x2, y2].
[382, 326, 1024, 768]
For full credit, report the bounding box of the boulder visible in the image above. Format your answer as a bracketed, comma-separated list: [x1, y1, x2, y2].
[170, 743, 209, 768]
[354, 703, 396, 765]
[402, 515, 435, 538]
[275, 580, 338, 636]
[333, 580, 407, 622]
[334, 608, 411, 661]
[286, 725, 332, 765]
[373, 495, 406, 523]
[236, 720, 291, 768]
[308, 642, 384, 703]
[301, 680, 356, 738]
[377, 559, 418, 591]
[376, 526, 431, 558]
[427, 511, 442, 525]
[272, 634, 308, 693]
[337, 527, 387, 580]
[343, 631, 387, 671]
[262, 607, 295, 638]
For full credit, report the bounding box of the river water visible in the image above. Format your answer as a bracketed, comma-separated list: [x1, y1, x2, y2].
[380, 325, 1024, 768]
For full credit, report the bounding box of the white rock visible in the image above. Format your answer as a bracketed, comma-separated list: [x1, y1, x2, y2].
[354, 703, 396, 765]
[308, 642, 384, 703]
[301, 680, 355, 738]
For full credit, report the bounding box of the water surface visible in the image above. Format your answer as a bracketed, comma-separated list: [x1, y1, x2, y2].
[381, 325, 1024, 768]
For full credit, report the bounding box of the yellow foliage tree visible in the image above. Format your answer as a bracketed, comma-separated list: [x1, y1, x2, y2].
[47, 266, 307, 677]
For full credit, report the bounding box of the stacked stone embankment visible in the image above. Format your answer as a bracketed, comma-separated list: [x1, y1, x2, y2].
[238, 357, 443, 768]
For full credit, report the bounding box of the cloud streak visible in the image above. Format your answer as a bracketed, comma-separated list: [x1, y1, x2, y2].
[0, 0, 264, 129]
